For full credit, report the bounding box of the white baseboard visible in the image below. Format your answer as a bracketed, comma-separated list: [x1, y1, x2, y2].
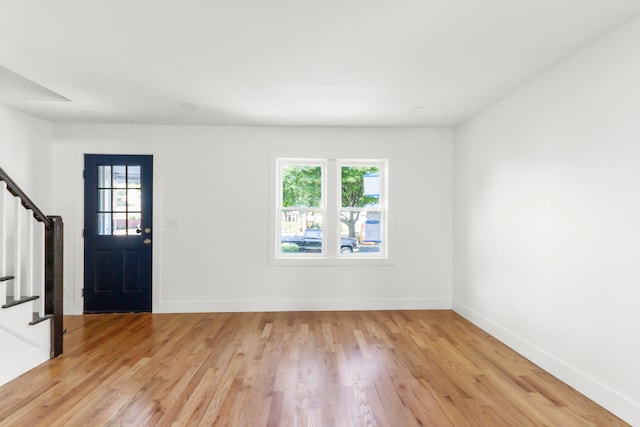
[156, 297, 452, 313]
[453, 300, 639, 426]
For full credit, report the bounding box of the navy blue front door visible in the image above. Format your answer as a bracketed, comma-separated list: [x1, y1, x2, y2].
[84, 154, 153, 312]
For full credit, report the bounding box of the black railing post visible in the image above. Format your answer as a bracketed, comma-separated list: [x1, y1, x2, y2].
[45, 215, 64, 358]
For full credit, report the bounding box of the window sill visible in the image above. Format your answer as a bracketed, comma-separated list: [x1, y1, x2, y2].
[269, 256, 394, 267]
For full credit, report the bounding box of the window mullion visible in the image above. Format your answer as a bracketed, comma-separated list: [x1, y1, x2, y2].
[325, 159, 337, 258]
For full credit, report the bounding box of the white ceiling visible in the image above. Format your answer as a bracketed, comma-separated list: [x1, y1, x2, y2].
[0, 0, 639, 127]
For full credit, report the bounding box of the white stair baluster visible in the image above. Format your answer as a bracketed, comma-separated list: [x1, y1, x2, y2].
[14, 196, 22, 300]
[0, 182, 5, 307]
[26, 209, 34, 298]
[0, 181, 6, 276]
[38, 221, 45, 315]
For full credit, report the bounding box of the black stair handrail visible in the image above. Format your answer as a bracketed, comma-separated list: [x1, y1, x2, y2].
[0, 165, 63, 358]
[0, 166, 53, 229]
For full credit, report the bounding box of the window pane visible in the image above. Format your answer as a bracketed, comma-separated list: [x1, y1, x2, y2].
[127, 189, 141, 211]
[341, 166, 380, 208]
[97, 189, 111, 212]
[280, 211, 323, 254]
[128, 166, 141, 188]
[340, 210, 382, 254]
[113, 213, 127, 235]
[113, 166, 127, 188]
[98, 166, 111, 188]
[113, 189, 127, 211]
[127, 213, 141, 235]
[97, 213, 112, 235]
[282, 165, 322, 208]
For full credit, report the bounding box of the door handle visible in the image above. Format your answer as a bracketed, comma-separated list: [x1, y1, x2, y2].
[143, 239, 152, 245]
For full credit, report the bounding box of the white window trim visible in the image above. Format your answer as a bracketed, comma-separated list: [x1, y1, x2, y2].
[269, 156, 393, 266]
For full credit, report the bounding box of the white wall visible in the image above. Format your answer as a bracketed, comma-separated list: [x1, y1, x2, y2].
[454, 16, 640, 425]
[0, 105, 53, 211]
[52, 125, 453, 315]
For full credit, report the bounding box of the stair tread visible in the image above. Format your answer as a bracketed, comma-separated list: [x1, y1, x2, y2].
[2, 295, 39, 309]
[0, 275, 15, 282]
[30, 313, 54, 326]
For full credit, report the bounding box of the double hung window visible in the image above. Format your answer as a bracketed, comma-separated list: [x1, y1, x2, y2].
[275, 158, 387, 260]
[338, 161, 385, 255]
[278, 160, 326, 255]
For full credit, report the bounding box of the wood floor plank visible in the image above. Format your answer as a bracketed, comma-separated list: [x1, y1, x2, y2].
[0, 311, 630, 426]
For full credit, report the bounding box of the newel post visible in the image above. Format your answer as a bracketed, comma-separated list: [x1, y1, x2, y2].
[45, 216, 64, 358]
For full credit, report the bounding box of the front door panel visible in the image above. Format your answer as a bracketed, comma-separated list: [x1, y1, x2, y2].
[84, 154, 153, 312]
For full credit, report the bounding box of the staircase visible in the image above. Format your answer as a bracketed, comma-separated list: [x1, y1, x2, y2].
[0, 168, 63, 388]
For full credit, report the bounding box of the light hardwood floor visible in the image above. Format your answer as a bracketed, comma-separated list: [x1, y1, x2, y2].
[0, 311, 628, 426]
